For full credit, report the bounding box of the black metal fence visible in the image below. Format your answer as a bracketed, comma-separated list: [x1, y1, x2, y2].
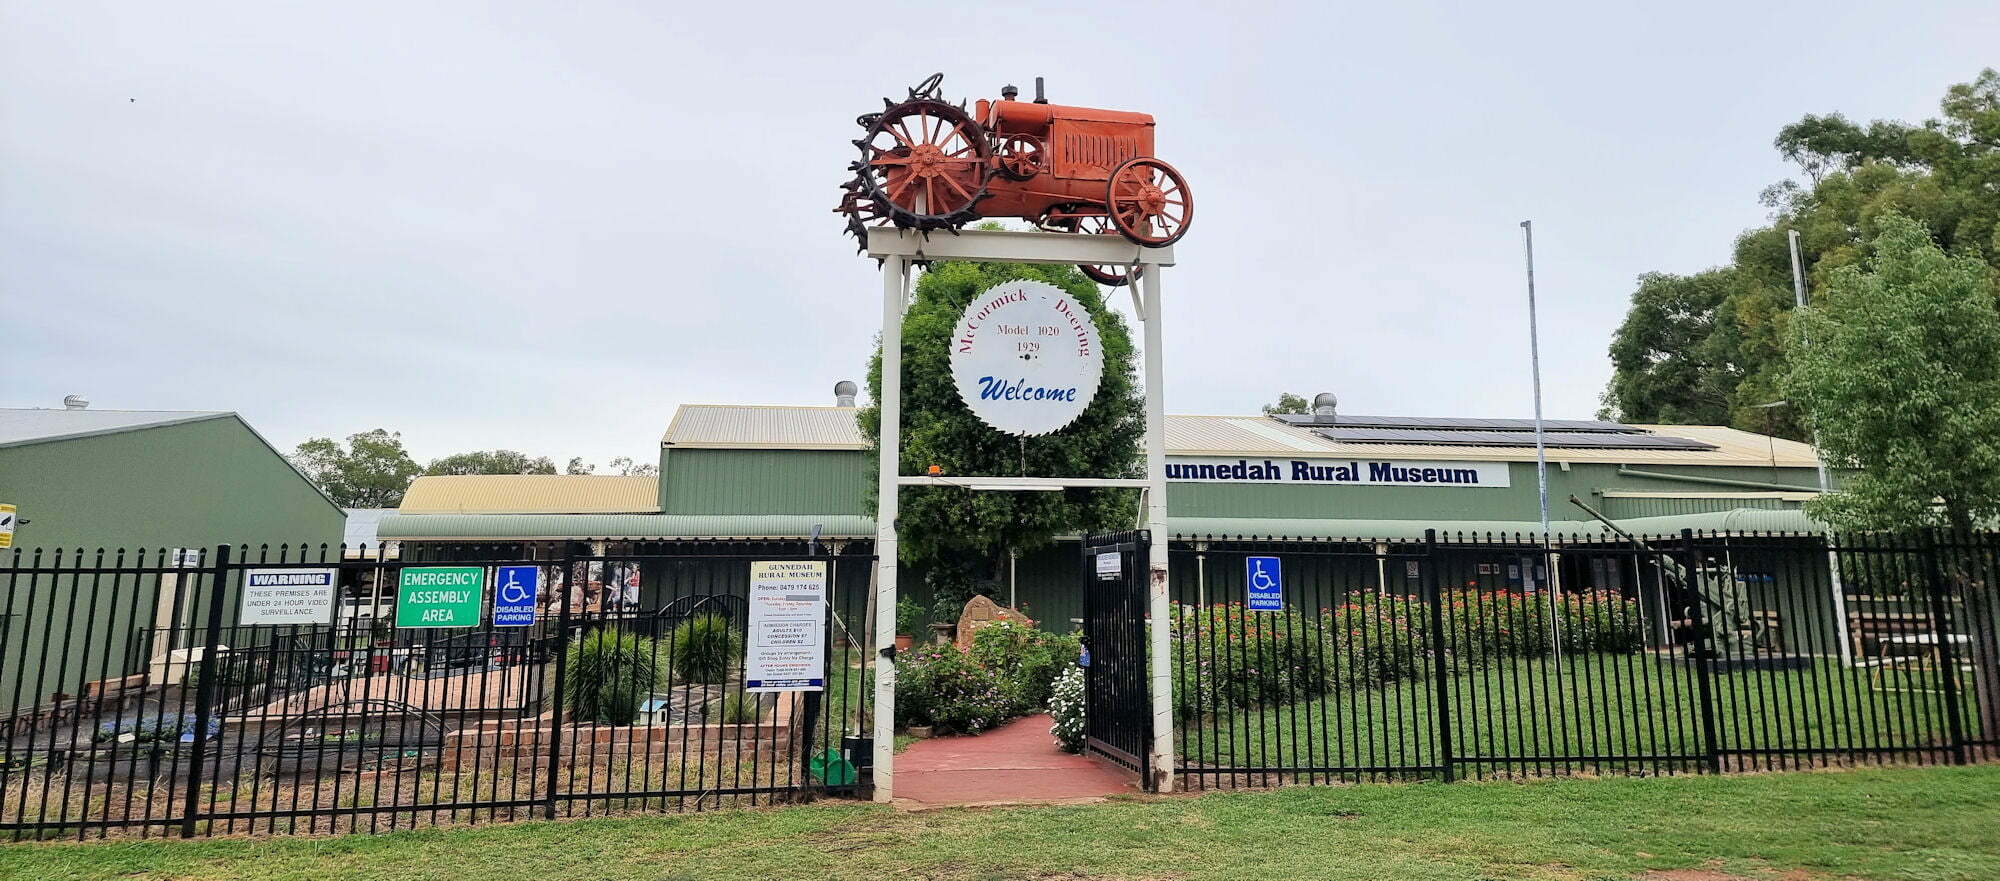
[0, 542, 874, 839]
[1080, 531, 1153, 784]
[1170, 529, 2000, 789]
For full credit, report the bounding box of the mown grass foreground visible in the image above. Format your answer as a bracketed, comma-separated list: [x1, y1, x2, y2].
[5, 765, 1998, 881]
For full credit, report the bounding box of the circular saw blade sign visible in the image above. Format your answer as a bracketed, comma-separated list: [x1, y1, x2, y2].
[950, 280, 1104, 436]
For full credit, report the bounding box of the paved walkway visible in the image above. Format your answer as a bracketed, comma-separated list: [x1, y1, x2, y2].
[893, 713, 1139, 806]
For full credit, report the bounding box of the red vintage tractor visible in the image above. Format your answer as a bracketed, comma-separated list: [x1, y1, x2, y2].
[835, 73, 1192, 286]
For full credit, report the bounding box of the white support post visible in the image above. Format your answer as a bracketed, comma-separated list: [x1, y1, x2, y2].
[871, 256, 907, 803]
[1140, 267, 1174, 793]
[861, 226, 1180, 797]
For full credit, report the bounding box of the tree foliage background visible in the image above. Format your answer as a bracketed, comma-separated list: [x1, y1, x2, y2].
[1262, 392, 1309, 415]
[859, 260, 1144, 621]
[290, 429, 424, 508]
[1783, 213, 2000, 532]
[293, 435, 656, 508]
[1604, 69, 2000, 438]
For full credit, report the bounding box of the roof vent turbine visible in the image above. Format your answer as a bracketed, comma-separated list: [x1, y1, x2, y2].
[1311, 392, 1338, 422]
[834, 380, 858, 408]
[62, 394, 90, 410]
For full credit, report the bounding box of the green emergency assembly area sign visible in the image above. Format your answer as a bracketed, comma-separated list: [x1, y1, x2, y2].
[396, 566, 486, 628]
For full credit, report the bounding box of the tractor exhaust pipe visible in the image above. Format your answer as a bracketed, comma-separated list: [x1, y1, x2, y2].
[1033, 76, 1047, 104]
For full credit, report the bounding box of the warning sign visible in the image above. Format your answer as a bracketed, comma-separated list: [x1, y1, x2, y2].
[240, 568, 338, 625]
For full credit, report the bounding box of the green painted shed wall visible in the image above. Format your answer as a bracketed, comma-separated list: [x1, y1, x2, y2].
[0, 416, 345, 714]
[660, 448, 869, 516]
[0, 415, 345, 553]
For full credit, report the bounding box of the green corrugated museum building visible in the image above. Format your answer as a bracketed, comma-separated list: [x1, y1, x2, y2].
[0, 405, 348, 713]
[377, 392, 1835, 630]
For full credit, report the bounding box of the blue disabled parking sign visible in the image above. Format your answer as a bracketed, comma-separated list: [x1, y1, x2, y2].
[1246, 556, 1283, 611]
[493, 565, 540, 627]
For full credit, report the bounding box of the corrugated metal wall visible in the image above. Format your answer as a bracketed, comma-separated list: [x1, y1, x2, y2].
[1599, 496, 1797, 519]
[661, 448, 869, 515]
[0, 417, 347, 716]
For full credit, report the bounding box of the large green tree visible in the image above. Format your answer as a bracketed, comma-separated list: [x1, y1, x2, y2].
[859, 260, 1144, 620]
[1603, 69, 2000, 437]
[424, 450, 557, 476]
[1784, 213, 2000, 533]
[290, 429, 423, 508]
[1783, 212, 2000, 739]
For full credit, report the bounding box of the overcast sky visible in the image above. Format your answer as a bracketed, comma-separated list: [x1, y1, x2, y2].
[5, 2, 1997, 468]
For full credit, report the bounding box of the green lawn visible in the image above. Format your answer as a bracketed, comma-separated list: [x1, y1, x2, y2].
[5, 765, 1999, 880]
[1181, 655, 1971, 777]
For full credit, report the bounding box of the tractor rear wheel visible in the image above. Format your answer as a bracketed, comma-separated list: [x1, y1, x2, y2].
[853, 98, 992, 230]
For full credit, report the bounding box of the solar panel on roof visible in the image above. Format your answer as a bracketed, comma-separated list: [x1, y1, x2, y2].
[1271, 414, 1638, 433]
[1310, 427, 1718, 451]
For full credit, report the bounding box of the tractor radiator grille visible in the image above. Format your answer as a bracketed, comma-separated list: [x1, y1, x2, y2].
[1056, 133, 1142, 177]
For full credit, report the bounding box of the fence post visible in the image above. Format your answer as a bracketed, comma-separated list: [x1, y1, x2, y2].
[1421, 529, 1453, 783]
[1678, 529, 1723, 774]
[1920, 529, 1971, 765]
[543, 548, 573, 820]
[181, 544, 231, 838]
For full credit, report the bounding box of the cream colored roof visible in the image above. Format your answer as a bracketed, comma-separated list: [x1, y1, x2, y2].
[656, 404, 1820, 467]
[398, 475, 661, 514]
[662, 404, 867, 449]
[1165, 415, 1822, 466]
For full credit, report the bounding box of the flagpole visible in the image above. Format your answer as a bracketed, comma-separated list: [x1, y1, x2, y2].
[1521, 220, 1550, 544]
[1522, 220, 1562, 669]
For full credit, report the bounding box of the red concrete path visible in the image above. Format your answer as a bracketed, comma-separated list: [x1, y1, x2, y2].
[894, 713, 1139, 806]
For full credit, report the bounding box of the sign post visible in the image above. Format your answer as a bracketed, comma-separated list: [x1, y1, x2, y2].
[0, 503, 15, 549]
[745, 560, 828, 692]
[396, 566, 485, 628]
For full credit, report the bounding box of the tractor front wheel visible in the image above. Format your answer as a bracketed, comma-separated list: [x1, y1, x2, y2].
[1106, 157, 1192, 247]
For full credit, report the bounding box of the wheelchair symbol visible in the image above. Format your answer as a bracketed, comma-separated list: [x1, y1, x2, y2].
[498, 571, 532, 604]
[1249, 560, 1278, 591]
[1246, 556, 1282, 609]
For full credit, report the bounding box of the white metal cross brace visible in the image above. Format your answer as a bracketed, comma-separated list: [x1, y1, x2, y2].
[865, 226, 1178, 800]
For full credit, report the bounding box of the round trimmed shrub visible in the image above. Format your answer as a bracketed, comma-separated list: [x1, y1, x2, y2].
[668, 613, 742, 684]
[565, 628, 661, 725]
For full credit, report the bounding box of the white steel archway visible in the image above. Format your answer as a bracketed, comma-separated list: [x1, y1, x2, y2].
[866, 227, 1178, 800]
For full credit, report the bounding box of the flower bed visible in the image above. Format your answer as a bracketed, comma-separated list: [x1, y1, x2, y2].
[1170, 589, 1646, 718]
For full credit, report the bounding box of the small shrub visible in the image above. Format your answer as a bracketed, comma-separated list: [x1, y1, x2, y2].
[968, 620, 1081, 715]
[667, 613, 741, 684]
[1047, 665, 1086, 753]
[895, 597, 925, 637]
[566, 628, 661, 725]
[1558, 590, 1646, 653]
[893, 646, 1010, 735]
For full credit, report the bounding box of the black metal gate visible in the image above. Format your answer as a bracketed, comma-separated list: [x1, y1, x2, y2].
[1080, 531, 1151, 786]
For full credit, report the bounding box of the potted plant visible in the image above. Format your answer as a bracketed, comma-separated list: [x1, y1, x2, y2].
[894, 598, 923, 651]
